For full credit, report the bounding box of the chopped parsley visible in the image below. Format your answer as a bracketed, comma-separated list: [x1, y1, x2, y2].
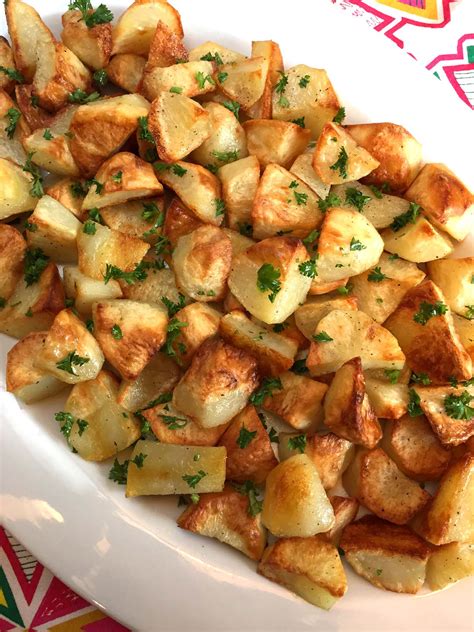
[200, 51, 223, 65]
[170, 86, 183, 94]
[77, 419, 89, 436]
[82, 220, 97, 235]
[103, 263, 148, 285]
[56, 350, 90, 375]
[160, 414, 188, 429]
[131, 453, 147, 469]
[291, 117, 305, 128]
[43, 128, 53, 140]
[182, 470, 207, 488]
[411, 372, 431, 386]
[349, 237, 366, 251]
[137, 116, 154, 143]
[86, 319, 94, 333]
[70, 181, 87, 198]
[22, 153, 44, 198]
[313, 331, 333, 342]
[413, 301, 448, 325]
[298, 74, 310, 88]
[195, 71, 215, 89]
[214, 198, 225, 217]
[85, 178, 104, 194]
[211, 150, 239, 164]
[298, 259, 318, 279]
[465, 305, 474, 320]
[164, 318, 187, 361]
[5, 108, 21, 139]
[337, 282, 353, 295]
[24, 248, 49, 286]
[390, 202, 421, 232]
[302, 229, 320, 251]
[154, 162, 187, 177]
[288, 180, 308, 206]
[0, 66, 24, 83]
[68, 0, 113, 27]
[275, 71, 289, 108]
[273, 322, 289, 333]
[23, 221, 37, 232]
[109, 458, 129, 484]
[407, 388, 422, 417]
[238, 222, 253, 237]
[88, 207, 103, 223]
[345, 187, 371, 212]
[256, 263, 281, 303]
[330, 146, 348, 179]
[249, 377, 282, 406]
[236, 426, 257, 449]
[368, 267, 388, 282]
[288, 434, 307, 454]
[111, 171, 123, 183]
[68, 89, 101, 104]
[161, 293, 186, 317]
[111, 324, 123, 340]
[385, 369, 400, 384]
[232, 480, 262, 516]
[291, 358, 309, 375]
[222, 100, 240, 119]
[54, 411, 75, 439]
[318, 192, 341, 213]
[332, 107, 346, 124]
[444, 390, 474, 420]
[93, 68, 108, 87]
[217, 71, 228, 83]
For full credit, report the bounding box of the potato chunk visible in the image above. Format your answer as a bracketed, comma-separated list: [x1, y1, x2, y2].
[340, 516, 431, 594]
[126, 441, 226, 497]
[243, 120, 310, 170]
[0, 89, 28, 166]
[261, 372, 327, 431]
[279, 432, 354, 491]
[426, 541, 474, 590]
[178, 485, 267, 561]
[92, 299, 168, 380]
[0, 157, 37, 220]
[35, 308, 104, 384]
[349, 252, 425, 323]
[0, 224, 26, 302]
[218, 405, 278, 483]
[6, 331, 67, 403]
[218, 155, 260, 232]
[143, 19, 188, 70]
[172, 226, 232, 301]
[324, 496, 359, 546]
[289, 153, 330, 200]
[106, 54, 145, 93]
[173, 337, 259, 428]
[294, 295, 357, 340]
[405, 163, 474, 241]
[251, 164, 322, 239]
[346, 123, 422, 194]
[163, 196, 204, 246]
[217, 57, 267, 109]
[307, 309, 405, 376]
[228, 236, 312, 324]
[384, 280, 472, 384]
[63, 266, 122, 316]
[262, 454, 334, 537]
[313, 123, 379, 185]
[343, 448, 430, 525]
[324, 357, 382, 448]
[364, 378, 408, 420]
[61, 10, 112, 70]
[46, 177, 86, 220]
[245, 40, 283, 120]
[258, 536, 346, 610]
[412, 454, 474, 545]
[0, 36, 17, 94]
[454, 314, 474, 363]
[315, 206, 384, 283]
[142, 60, 215, 101]
[382, 215, 454, 263]
[120, 267, 181, 306]
[64, 370, 140, 460]
[100, 197, 164, 244]
[427, 257, 474, 320]
[188, 41, 244, 65]
[220, 311, 297, 377]
[168, 302, 221, 367]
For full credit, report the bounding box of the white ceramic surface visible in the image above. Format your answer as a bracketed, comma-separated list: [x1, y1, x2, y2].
[1, 2, 473, 631]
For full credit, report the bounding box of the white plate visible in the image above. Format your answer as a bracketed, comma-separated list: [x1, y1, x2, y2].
[1, 1, 473, 630]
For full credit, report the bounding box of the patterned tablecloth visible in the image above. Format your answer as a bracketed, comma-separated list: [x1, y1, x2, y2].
[1, 1, 473, 630]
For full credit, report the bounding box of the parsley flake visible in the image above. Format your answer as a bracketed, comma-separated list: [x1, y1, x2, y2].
[249, 377, 282, 406]
[56, 350, 90, 375]
[298, 74, 310, 88]
[222, 100, 240, 119]
[368, 267, 389, 282]
[413, 301, 448, 325]
[0, 65, 24, 83]
[236, 426, 257, 449]
[385, 369, 400, 384]
[161, 293, 186, 317]
[256, 263, 281, 303]
[298, 259, 318, 279]
[313, 331, 333, 342]
[390, 202, 421, 232]
[24, 248, 49, 286]
[318, 192, 341, 213]
[288, 434, 307, 454]
[111, 324, 123, 339]
[345, 187, 371, 212]
[195, 71, 215, 89]
[5, 108, 21, 139]
[332, 107, 346, 124]
[407, 388, 422, 417]
[68, 0, 113, 27]
[330, 146, 348, 179]
[182, 470, 207, 488]
[93, 68, 108, 86]
[232, 480, 262, 516]
[444, 390, 474, 420]
[214, 198, 226, 217]
[68, 89, 101, 104]
[291, 117, 305, 128]
[275, 71, 289, 108]
[22, 153, 44, 198]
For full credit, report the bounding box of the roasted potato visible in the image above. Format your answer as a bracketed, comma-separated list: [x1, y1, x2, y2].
[6, 331, 67, 403]
[0, 36, 16, 94]
[64, 370, 140, 460]
[243, 120, 310, 170]
[412, 454, 474, 545]
[289, 152, 330, 200]
[217, 57, 267, 110]
[142, 60, 215, 101]
[120, 266, 181, 305]
[308, 276, 349, 297]
[172, 337, 259, 428]
[324, 357, 382, 448]
[343, 447, 430, 525]
[100, 197, 164, 243]
[294, 294, 358, 340]
[272, 65, 340, 139]
[405, 163, 474, 241]
[307, 309, 405, 376]
[313, 123, 379, 185]
[162, 196, 203, 246]
[222, 227, 254, 259]
[126, 441, 226, 497]
[167, 302, 221, 367]
[427, 257, 474, 320]
[0, 89, 29, 165]
[172, 225, 232, 301]
[346, 123, 422, 194]
[143, 19, 188, 70]
[262, 454, 335, 537]
[381, 414, 451, 481]
[454, 313, 474, 363]
[25, 195, 82, 262]
[340, 515, 431, 594]
[218, 155, 260, 232]
[35, 308, 104, 384]
[0, 157, 36, 220]
[324, 496, 359, 546]
[15, 84, 53, 132]
[61, 9, 112, 70]
[251, 164, 322, 239]
[228, 236, 312, 324]
[220, 311, 298, 377]
[0, 224, 26, 302]
[384, 280, 472, 384]
[46, 177, 87, 220]
[279, 432, 354, 490]
[188, 41, 244, 65]
[63, 265, 122, 316]
[426, 541, 474, 590]
[246, 40, 283, 120]
[382, 215, 454, 263]
[106, 54, 145, 93]
[178, 484, 267, 561]
[364, 377, 408, 420]
[218, 405, 278, 483]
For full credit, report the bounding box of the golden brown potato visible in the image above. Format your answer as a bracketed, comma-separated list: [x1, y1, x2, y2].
[289, 152, 330, 200]
[120, 267, 181, 306]
[381, 414, 451, 481]
[384, 280, 472, 384]
[243, 120, 310, 170]
[324, 496, 359, 546]
[0, 224, 26, 302]
[427, 257, 474, 319]
[313, 123, 379, 185]
[228, 236, 312, 324]
[143, 19, 188, 70]
[220, 311, 297, 377]
[454, 314, 474, 363]
[279, 432, 354, 491]
[15, 84, 54, 132]
[92, 299, 168, 380]
[294, 295, 358, 340]
[101, 197, 164, 244]
[5, 0, 55, 82]
[173, 337, 259, 428]
[414, 384, 474, 447]
[343, 447, 430, 525]
[246, 40, 283, 120]
[218, 405, 278, 483]
[112, 0, 183, 56]
[324, 357, 382, 448]
[217, 155, 260, 233]
[46, 177, 86, 220]
[0, 262, 64, 339]
[178, 484, 267, 561]
[315, 206, 385, 283]
[142, 60, 215, 101]
[144, 401, 227, 446]
[156, 160, 223, 226]
[0, 36, 16, 94]
[6, 331, 67, 403]
[162, 196, 202, 247]
[64, 370, 140, 460]
[340, 515, 431, 594]
[382, 215, 454, 263]
[77, 222, 149, 281]
[426, 541, 474, 590]
[364, 378, 408, 420]
[262, 454, 335, 537]
[346, 123, 422, 194]
[412, 454, 474, 545]
[261, 372, 327, 431]
[308, 276, 349, 297]
[35, 308, 104, 384]
[61, 10, 112, 71]
[188, 42, 244, 65]
[106, 54, 145, 93]
[349, 252, 426, 324]
[222, 228, 254, 260]
[69, 93, 150, 177]
[63, 266, 122, 316]
[405, 163, 474, 241]
[0, 89, 29, 166]
[272, 65, 340, 139]
[307, 309, 405, 376]
[172, 226, 232, 301]
[0, 157, 37, 220]
[217, 57, 267, 110]
[251, 164, 322, 239]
